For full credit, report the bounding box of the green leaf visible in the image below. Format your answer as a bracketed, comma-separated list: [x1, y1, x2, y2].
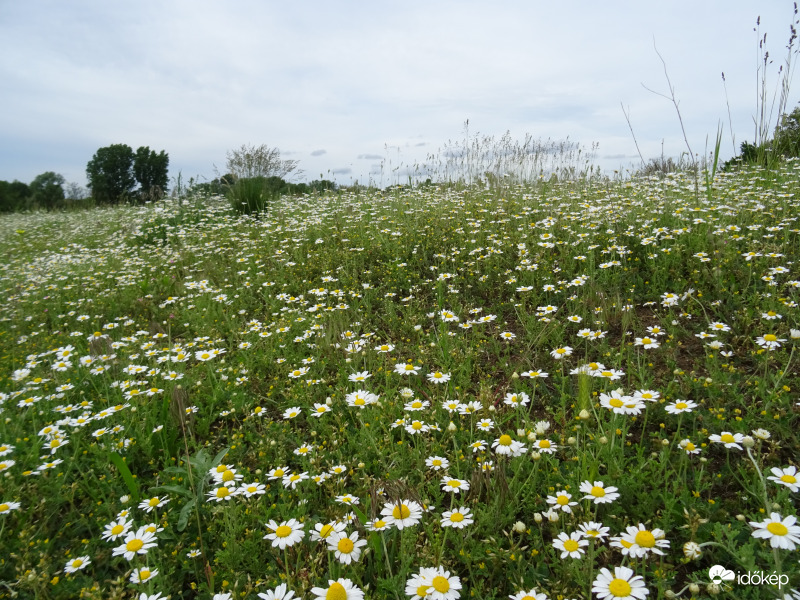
[368, 531, 383, 563]
[178, 498, 197, 532]
[109, 452, 140, 503]
[150, 484, 193, 498]
[210, 447, 230, 469]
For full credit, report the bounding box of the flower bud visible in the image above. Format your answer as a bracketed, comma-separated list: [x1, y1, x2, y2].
[743, 436, 755, 448]
[448, 422, 457, 432]
[682, 541, 701, 559]
[688, 583, 700, 594]
[599, 436, 608, 444]
[513, 521, 526, 533]
[706, 582, 721, 595]
[567, 437, 577, 445]
[517, 428, 526, 437]
[578, 409, 591, 420]
[533, 512, 543, 523]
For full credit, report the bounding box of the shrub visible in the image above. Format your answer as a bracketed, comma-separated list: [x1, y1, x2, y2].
[227, 177, 277, 216]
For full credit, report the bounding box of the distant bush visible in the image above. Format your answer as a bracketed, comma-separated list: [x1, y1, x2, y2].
[226, 176, 338, 216]
[723, 104, 800, 170]
[638, 156, 680, 178]
[227, 177, 278, 216]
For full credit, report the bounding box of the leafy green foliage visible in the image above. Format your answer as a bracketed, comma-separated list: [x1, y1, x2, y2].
[86, 143, 169, 204]
[0, 179, 32, 212]
[133, 146, 169, 201]
[86, 143, 136, 203]
[29, 171, 66, 211]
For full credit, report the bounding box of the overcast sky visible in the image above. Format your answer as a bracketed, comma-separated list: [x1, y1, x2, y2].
[2, 1, 799, 189]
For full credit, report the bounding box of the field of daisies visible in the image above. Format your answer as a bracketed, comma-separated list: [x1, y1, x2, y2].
[0, 163, 798, 600]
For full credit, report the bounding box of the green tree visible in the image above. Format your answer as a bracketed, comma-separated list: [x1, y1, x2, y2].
[0, 180, 31, 212]
[86, 144, 136, 204]
[772, 104, 800, 158]
[133, 146, 169, 201]
[29, 172, 65, 210]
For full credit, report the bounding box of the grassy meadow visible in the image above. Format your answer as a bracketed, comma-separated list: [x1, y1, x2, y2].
[0, 163, 799, 600]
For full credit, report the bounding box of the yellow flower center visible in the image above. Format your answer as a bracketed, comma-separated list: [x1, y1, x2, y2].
[447, 480, 461, 488]
[140, 569, 151, 580]
[412, 401, 423, 408]
[373, 519, 387, 528]
[642, 338, 652, 344]
[148, 497, 160, 507]
[767, 522, 789, 536]
[432, 576, 450, 593]
[412, 421, 423, 430]
[392, 504, 411, 519]
[275, 525, 292, 538]
[215, 465, 227, 473]
[608, 578, 632, 597]
[557, 495, 569, 505]
[319, 524, 334, 538]
[609, 398, 623, 408]
[326, 582, 347, 600]
[620, 539, 633, 548]
[591, 486, 605, 497]
[635, 530, 656, 547]
[555, 348, 566, 354]
[432, 460, 442, 466]
[586, 529, 600, 537]
[111, 524, 124, 535]
[539, 440, 551, 448]
[563, 539, 579, 552]
[600, 371, 613, 377]
[764, 334, 777, 342]
[675, 402, 688, 410]
[685, 442, 696, 451]
[274, 469, 285, 477]
[337, 538, 354, 553]
[354, 398, 365, 406]
[450, 512, 464, 522]
[216, 487, 230, 498]
[126, 539, 144, 552]
[499, 434, 512, 446]
[416, 585, 430, 597]
[720, 434, 735, 444]
[71, 559, 83, 568]
[780, 474, 797, 484]
[289, 475, 301, 482]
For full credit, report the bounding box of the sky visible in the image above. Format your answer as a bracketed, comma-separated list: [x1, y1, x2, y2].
[2, 1, 800, 190]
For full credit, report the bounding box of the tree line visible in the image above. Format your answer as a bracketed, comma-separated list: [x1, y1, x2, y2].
[0, 144, 168, 213]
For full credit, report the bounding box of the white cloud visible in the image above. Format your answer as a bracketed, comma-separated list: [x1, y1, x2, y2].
[1, 0, 798, 186]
